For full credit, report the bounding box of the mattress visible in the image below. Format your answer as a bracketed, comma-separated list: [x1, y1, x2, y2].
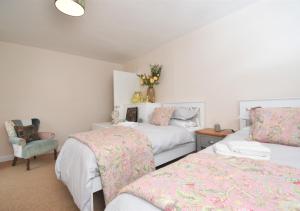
[55, 123, 195, 211]
[105, 127, 300, 211]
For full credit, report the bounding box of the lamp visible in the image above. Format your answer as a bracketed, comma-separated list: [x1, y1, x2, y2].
[55, 0, 85, 17]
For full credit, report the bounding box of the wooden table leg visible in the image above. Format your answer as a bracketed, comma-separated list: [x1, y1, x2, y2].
[26, 159, 30, 171]
[12, 157, 18, 166]
[54, 149, 57, 160]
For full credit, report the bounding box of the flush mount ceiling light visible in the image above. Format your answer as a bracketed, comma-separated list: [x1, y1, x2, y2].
[55, 0, 85, 17]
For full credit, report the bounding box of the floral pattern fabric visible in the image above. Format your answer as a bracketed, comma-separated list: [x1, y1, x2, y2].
[150, 107, 175, 126]
[4, 120, 17, 137]
[250, 107, 300, 147]
[71, 126, 155, 204]
[121, 153, 300, 211]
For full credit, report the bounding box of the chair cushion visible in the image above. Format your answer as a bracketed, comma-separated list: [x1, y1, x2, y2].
[32, 118, 40, 130]
[14, 125, 40, 143]
[22, 139, 58, 159]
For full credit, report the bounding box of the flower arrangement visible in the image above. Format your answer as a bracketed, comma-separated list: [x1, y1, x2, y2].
[137, 64, 162, 88]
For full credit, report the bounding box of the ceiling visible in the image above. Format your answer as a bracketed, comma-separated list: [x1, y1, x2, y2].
[0, 0, 256, 63]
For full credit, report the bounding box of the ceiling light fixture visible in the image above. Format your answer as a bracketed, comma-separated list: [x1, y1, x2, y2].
[55, 0, 85, 17]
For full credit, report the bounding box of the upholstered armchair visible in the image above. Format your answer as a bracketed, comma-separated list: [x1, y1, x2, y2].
[4, 118, 58, 170]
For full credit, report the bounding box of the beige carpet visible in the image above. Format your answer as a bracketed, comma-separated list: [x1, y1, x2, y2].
[0, 154, 105, 211]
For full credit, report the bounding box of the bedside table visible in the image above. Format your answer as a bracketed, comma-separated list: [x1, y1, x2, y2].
[195, 128, 234, 151]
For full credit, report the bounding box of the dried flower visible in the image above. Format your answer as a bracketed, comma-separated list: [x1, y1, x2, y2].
[137, 64, 162, 88]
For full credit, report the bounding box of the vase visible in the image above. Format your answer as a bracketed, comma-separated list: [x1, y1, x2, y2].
[147, 87, 155, 103]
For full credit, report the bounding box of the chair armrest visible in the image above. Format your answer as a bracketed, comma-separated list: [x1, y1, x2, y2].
[38, 132, 55, 140]
[9, 137, 26, 146]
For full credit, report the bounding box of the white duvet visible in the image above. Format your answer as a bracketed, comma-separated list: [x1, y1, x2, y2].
[105, 127, 300, 211]
[55, 123, 194, 211]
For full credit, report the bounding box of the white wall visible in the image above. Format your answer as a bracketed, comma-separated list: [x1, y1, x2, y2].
[123, 0, 300, 129]
[0, 42, 121, 160]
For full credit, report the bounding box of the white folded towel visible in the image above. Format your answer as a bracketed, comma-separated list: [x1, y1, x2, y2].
[213, 142, 271, 160]
[225, 141, 271, 157]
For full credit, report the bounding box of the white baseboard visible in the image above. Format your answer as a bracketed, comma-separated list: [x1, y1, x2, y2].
[0, 154, 14, 162]
[0, 149, 60, 163]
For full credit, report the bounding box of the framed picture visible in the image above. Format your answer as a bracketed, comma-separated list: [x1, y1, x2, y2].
[126, 107, 138, 122]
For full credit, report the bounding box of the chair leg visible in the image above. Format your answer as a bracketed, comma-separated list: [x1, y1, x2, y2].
[12, 157, 18, 166]
[26, 159, 30, 171]
[54, 149, 57, 160]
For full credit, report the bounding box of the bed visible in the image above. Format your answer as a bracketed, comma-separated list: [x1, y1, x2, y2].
[55, 102, 205, 211]
[105, 98, 300, 211]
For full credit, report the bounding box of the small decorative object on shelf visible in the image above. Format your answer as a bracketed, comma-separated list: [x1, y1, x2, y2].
[126, 107, 138, 122]
[214, 123, 221, 132]
[131, 91, 144, 104]
[137, 64, 162, 103]
[111, 106, 120, 124]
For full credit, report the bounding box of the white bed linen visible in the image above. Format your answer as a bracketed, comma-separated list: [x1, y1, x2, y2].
[203, 127, 300, 169]
[105, 127, 300, 211]
[136, 123, 195, 154]
[213, 141, 271, 160]
[55, 123, 195, 211]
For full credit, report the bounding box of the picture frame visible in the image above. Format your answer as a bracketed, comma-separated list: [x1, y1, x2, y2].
[126, 107, 138, 122]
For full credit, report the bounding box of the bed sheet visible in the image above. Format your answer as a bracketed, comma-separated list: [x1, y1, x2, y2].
[202, 127, 300, 169]
[106, 127, 300, 211]
[55, 123, 195, 211]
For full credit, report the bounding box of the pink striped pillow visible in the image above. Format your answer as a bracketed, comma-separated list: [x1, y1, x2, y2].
[250, 107, 300, 147]
[150, 107, 175, 126]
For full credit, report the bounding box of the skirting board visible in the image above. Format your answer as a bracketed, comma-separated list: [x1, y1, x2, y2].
[0, 150, 59, 163]
[0, 154, 14, 162]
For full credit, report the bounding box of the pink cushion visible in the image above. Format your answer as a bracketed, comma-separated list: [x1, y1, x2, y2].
[250, 107, 300, 147]
[150, 107, 175, 126]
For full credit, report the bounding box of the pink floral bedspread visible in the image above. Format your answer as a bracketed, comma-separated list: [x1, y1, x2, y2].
[71, 126, 155, 204]
[121, 153, 300, 211]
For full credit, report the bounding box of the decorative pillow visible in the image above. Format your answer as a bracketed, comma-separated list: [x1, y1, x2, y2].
[150, 107, 175, 126]
[250, 107, 300, 147]
[14, 125, 40, 143]
[169, 119, 197, 128]
[172, 107, 199, 120]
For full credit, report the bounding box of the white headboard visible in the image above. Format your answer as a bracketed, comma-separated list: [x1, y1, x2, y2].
[239, 98, 300, 129]
[121, 101, 205, 129]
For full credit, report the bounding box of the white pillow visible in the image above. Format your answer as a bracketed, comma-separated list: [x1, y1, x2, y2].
[172, 107, 199, 120]
[170, 119, 198, 128]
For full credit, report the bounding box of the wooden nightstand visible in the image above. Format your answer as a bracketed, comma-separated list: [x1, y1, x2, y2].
[195, 128, 234, 151]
